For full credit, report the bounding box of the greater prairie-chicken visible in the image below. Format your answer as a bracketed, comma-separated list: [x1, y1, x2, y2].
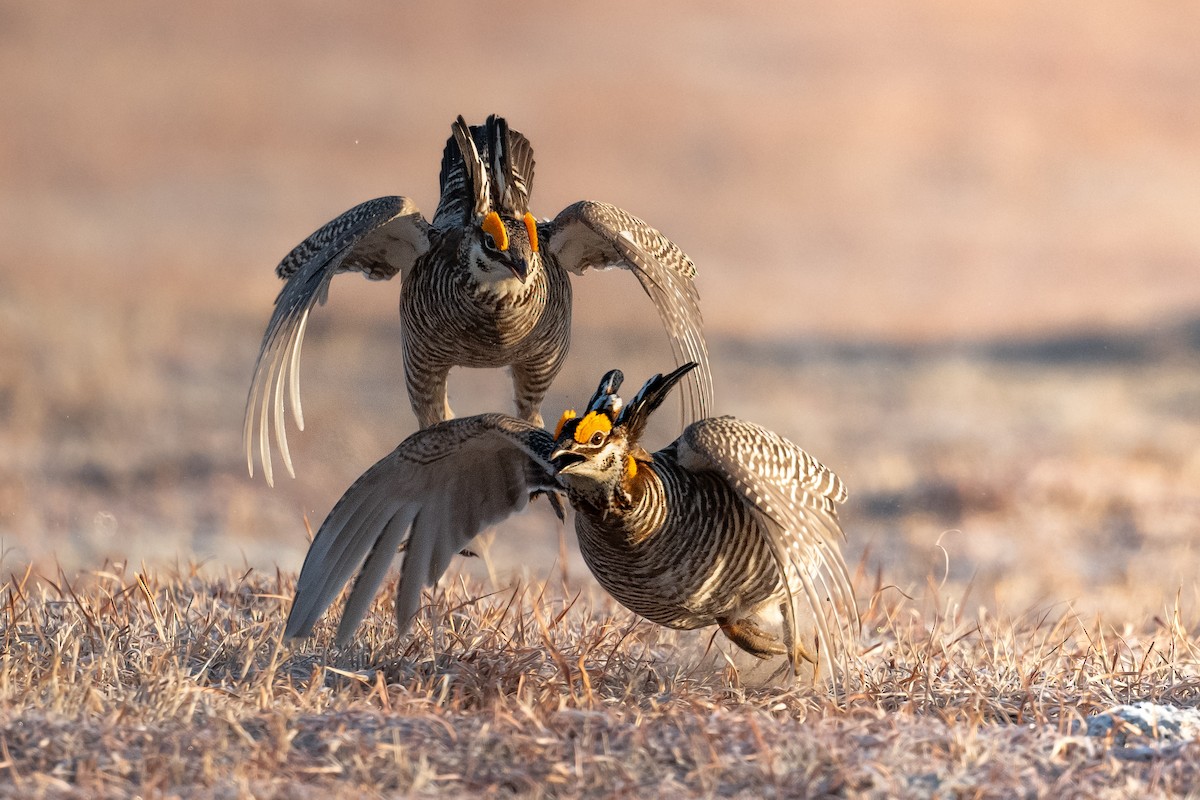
[284, 363, 856, 676]
[245, 115, 711, 485]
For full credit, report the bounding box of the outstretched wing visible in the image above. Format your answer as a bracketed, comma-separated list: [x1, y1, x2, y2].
[283, 414, 559, 646]
[676, 416, 857, 677]
[541, 201, 712, 426]
[245, 196, 432, 486]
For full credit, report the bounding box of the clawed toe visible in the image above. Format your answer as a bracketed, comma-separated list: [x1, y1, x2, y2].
[718, 617, 788, 659]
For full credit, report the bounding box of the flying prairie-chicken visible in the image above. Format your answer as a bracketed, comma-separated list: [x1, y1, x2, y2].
[284, 363, 857, 677]
[245, 115, 711, 485]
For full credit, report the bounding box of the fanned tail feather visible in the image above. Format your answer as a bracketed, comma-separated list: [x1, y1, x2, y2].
[434, 115, 535, 227]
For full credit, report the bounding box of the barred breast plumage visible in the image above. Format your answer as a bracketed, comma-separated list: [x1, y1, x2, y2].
[399, 230, 572, 426]
[573, 457, 780, 632]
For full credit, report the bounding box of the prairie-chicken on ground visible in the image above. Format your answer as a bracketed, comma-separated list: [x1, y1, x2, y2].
[285, 363, 857, 678]
[245, 115, 711, 485]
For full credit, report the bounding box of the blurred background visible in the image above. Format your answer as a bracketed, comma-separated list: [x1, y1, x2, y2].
[2, 1, 1198, 620]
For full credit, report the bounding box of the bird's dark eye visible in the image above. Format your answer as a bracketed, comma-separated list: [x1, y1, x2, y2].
[589, 431, 604, 446]
[482, 234, 499, 252]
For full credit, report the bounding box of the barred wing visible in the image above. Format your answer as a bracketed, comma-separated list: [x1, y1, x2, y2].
[245, 196, 431, 486]
[541, 201, 712, 426]
[283, 414, 558, 646]
[677, 416, 856, 678]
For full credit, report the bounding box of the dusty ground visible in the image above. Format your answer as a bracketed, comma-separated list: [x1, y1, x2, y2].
[2, 1, 1200, 796]
[4, 564, 1200, 798]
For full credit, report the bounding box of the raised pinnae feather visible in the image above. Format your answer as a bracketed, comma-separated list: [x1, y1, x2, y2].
[451, 115, 491, 219]
[486, 114, 535, 215]
[487, 115, 508, 213]
[437, 116, 535, 226]
[584, 369, 624, 414]
[616, 362, 699, 442]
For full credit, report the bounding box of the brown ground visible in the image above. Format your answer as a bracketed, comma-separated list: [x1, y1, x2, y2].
[2, 2, 1200, 796]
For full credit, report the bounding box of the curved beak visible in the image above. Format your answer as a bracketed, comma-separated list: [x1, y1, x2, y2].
[507, 254, 529, 283]
[549, 448, 585, 472]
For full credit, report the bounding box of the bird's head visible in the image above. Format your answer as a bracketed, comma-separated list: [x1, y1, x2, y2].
[464, 209, 541, 285]
[550, 363, 698, 503]
[449, 114, 542, 290]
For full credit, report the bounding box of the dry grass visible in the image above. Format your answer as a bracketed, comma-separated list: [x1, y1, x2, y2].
[2, 560, 1199, 798]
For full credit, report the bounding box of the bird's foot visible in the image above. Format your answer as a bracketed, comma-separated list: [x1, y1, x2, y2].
[719, 617, 787, 659]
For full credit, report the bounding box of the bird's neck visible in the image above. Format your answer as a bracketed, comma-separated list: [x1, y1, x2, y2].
[570, 457, 664, 546]
[469, 272, 536, 306]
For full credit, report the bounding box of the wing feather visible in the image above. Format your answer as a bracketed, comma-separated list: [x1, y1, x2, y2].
[677, 416, 857, 677]
[244, 196, 431, 485]
[542, 201, 713, 425]
[283, 414, 558, 646]
[337, 510, 415, 644]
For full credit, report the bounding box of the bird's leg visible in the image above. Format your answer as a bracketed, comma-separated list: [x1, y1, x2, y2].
[406, 361, 453, 429]
[777, 598, 820, 672]
[510, 356, 565, 429]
